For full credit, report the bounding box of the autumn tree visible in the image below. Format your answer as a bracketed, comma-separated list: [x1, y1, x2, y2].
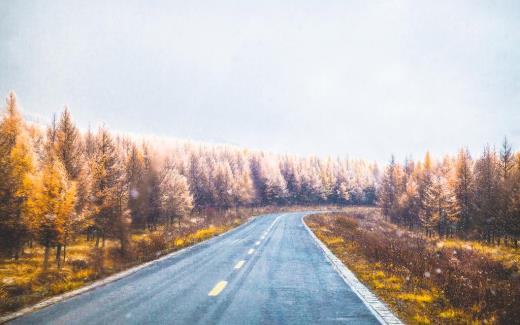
[453, 148, 475, 236]
[54, 107, 84, 262]
[32, 146, 76, 269]
[89, 128, 130, 254]
[474, 146, 501, 242]
[0, 92, 35, 259]
[160, 167, 193, 228]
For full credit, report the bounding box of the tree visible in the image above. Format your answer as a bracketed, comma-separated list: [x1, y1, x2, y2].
[474, 146, 500, 242]
[499, 137, 515, 243]
[143, 146, 161, 229]
[89, 128, 129, 254]
[126, 144, 146, 228]
[453, 148, 475, 236]
[425, 160, 457, 237]
[0, 92, 35, 259]
[160, 168, 193, 228]
[378, 156, 403, 223]
[212, 161, 234, 209]
[32, 147, 76, 270]
[510, 152, 520, 246]
[55, 107, 84, 262]
[418, 152, 435, 236]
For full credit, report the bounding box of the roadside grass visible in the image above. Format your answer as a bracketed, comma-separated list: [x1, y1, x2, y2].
[306, 208, 520, 325]
[437, 239, 520, 269]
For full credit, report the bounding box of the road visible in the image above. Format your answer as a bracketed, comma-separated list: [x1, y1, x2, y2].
[10, 212, 381, 324]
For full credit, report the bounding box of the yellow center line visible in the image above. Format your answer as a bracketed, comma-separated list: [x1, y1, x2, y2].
[234, 260, 245, 269]
[208, 281, 228, 296]
[248, 248, 255, 254]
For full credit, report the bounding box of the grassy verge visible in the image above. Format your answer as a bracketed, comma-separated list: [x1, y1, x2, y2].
[306, 207, 520, 325]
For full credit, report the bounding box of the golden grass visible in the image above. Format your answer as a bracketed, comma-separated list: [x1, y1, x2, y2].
[438, 238, 520, 268]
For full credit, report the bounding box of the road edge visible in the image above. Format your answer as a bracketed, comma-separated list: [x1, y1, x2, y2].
[301, 214, 403, 325]
[0, 215, 260, 324]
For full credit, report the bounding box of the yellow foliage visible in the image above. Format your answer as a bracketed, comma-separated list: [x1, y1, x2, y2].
[323, 236, 344, 246]
[413, 314, 431, 325]
[440, 238, 520, 268]
[439, 309, 458, 319]
[397, 292, 434, 303]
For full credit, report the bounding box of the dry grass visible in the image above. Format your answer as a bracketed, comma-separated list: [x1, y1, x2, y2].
[306, 207, 520, 325]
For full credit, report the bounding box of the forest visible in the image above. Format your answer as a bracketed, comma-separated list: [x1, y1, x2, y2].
[378, 144, 520, 246]
[0, 91, 378, 268]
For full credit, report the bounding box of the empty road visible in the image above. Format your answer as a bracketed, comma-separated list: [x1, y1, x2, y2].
[9, 212, 381, 324]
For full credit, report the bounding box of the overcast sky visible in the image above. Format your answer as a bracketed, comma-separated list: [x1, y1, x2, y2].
[1, 0, 519, 162]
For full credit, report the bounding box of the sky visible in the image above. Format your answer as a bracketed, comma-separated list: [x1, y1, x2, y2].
[1, 0, 519, 163]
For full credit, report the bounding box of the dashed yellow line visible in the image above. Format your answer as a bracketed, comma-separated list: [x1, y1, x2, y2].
[234, 260, 245, 269]
[208, 281, 228, 296]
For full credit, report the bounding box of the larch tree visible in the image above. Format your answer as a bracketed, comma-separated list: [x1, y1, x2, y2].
[418, 152, 435, 236]
[126, 144, 146, 228]
[55, 107, 84, 263]
[499, 137, 515, 243]
[32, 146, 76, 270]
[89, 128, 129, 253]
[453, 148, 475, 236]
[474, 146, 501, 242]
[160, 167, 193, 228]
[0, 92, 36, 259]
[143, 146, 161, 230]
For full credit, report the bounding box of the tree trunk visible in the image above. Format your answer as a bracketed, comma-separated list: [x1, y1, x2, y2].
[56, 244, 62, 269]
[43, 245, 50, 270]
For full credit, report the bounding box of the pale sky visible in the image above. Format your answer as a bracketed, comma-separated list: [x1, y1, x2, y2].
[1, 0, 519, 162]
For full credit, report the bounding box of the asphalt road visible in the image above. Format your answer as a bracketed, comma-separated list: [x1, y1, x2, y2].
[10, 212, 380, 325]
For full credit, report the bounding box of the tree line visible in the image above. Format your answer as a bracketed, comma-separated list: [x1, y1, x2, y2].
[0, 92, 377, 268]
[378, 143, 520, 246]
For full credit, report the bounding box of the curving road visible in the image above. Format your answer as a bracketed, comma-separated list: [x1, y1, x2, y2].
[9, 212, 381, 324]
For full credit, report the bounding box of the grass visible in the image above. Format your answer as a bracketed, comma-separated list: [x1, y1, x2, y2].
[306, 207, 520, 325]
[437, 238, 520, 269]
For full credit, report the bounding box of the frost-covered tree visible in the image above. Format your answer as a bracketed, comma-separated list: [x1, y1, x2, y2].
[160, 167, 193, 227]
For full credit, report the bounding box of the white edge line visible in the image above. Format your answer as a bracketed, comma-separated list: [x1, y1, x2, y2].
[0, 215, 260, 324]
[301, 214, 404, 325]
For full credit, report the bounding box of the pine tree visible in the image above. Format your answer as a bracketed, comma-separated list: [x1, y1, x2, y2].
[32, 146, 76, 269]
[418, 152, 435, 236]
[160, 168, 193, 228]
[499, 137, 515, 243]
[143, 146, 161, 230]
[453, 148, 475, 236]
[55, 107, 84, 262]
[474, 146, 500, 242]
[89, 128, 129, 253]
[0, 92, 36, 259]
[126, 144, 146, 228]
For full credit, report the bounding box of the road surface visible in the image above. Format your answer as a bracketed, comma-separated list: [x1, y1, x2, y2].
[10, 212, 381, 324]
